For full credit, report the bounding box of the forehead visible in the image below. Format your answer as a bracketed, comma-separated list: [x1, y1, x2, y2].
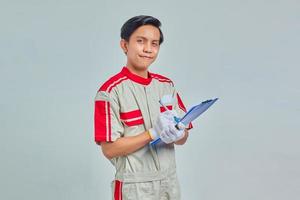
[130, 25, 160, 41]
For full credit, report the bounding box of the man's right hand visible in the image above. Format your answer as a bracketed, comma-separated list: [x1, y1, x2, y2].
[160, 123, 185, 144]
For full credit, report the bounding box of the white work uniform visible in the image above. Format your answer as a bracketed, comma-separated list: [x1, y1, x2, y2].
[94, 67, 192, 200]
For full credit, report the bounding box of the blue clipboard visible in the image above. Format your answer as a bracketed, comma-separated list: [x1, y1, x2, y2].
[151, 98, 218, 145]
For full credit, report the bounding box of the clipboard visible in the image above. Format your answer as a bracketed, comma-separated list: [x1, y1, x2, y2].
[151, 98, 218, 145]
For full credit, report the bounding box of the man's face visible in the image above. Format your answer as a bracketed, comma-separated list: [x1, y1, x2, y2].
[121, 25, 161, 71]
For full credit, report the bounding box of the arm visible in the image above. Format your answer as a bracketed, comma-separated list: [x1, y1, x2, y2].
[100, 131, 152, 159]
[100, 111, 180, 158]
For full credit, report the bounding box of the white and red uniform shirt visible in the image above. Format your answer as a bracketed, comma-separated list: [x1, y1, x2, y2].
[94, 66, 192, 184]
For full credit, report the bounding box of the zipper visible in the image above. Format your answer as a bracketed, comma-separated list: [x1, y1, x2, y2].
[144, 86, 160, 170]
[144, 87, 153, 127]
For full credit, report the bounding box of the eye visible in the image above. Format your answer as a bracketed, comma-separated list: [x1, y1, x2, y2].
[152, 42, 159, 47]
[137, 39, 143, 43]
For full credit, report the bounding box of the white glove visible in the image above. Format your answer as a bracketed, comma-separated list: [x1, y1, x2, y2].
[162, 110, 186, 131]
[160, 123, 185, 144]
[148, 112, 172, 141]
[161, 110, 178, 122]
[149, 110, 186, 144]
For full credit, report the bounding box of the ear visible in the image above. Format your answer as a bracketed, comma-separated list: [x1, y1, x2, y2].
[120, 39, 128, 55]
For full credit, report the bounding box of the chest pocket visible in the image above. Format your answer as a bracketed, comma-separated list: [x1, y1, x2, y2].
[120, 109, 144, 127]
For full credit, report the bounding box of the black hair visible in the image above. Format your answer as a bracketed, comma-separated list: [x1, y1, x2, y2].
[121, 15, 164, 45]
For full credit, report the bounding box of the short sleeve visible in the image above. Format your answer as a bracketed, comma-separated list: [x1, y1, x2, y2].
[94, 90, 124, 143]
[173, 91, 193, 130]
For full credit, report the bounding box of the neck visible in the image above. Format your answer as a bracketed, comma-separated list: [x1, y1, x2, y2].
[126, 65, 149, 78]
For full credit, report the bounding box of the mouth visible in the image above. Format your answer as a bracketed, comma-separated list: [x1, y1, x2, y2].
[139, 55, 153, 60]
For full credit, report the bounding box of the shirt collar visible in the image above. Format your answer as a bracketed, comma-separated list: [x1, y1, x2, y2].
[121, 66, 152, 85]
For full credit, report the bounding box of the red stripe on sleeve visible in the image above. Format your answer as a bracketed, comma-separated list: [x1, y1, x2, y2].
[176, 93, 187, 112]
[114, 180, 123, 200]
[177, 93, 193, 129]
[120, 109, 142, 120]
[107, 102, 112, 142]
[123, 118, 144, 126]
[120, 181, 123, 200]
[94, 101, 109, 142]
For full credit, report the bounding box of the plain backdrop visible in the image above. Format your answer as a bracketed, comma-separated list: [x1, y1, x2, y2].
[1, 0, 299, 199]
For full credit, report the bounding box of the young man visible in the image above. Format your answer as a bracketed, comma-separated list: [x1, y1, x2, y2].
[94, 15, 192, 200]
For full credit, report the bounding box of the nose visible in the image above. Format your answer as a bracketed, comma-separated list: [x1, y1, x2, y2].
[143, 42, 153, 53]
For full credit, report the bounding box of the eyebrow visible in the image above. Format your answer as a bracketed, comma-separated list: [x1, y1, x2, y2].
[136, 36, 159, 42]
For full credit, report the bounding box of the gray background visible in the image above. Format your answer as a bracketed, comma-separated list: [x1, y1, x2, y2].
[1, 0, 299, 199]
